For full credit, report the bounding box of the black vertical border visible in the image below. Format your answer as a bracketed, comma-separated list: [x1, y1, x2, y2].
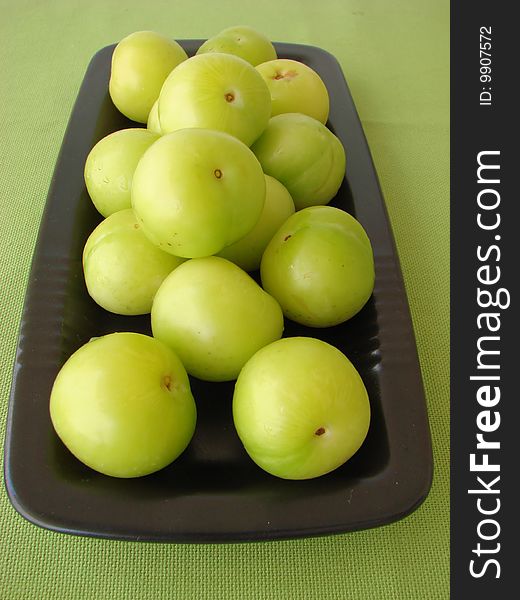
[451, 2, 516, 597]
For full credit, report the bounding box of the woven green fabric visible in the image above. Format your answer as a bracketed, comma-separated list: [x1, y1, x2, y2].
[0, 0, 449, 598]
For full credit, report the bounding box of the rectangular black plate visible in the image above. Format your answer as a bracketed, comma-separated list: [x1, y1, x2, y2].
[4, 40, 433, 542]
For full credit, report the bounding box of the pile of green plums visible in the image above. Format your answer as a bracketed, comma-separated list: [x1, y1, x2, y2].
[50, 27, 375, 481]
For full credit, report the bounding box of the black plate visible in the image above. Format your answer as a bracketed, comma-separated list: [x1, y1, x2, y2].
[4, 40, 433, 542]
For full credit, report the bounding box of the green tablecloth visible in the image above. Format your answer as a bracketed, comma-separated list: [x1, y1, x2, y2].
[0, 0, 449, 597]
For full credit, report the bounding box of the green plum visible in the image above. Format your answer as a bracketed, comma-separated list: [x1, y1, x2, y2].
[233, 337, 370, 480]
[197, 25, 277, 66]
[151, 256, 284, 382]
[50, 332, 197, 478]
[218, 175, 295, 272]
[147, 99, 162, 134]
[109, 30, 188, 123]
[131, 128, 266, 258]
[256, 58, 330, 123]
[251, 113, 346, 209]
[261, 206, 375, 327]
[84, 128, 159, 218]
[83, 209, 184, 315]
[158, 52, 271, 146]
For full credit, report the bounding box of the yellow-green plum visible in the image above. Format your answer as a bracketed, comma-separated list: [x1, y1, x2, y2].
[261, 206, 375, 327]
[251, 113, 346, 209]
[84, 128, 159, 217]
[132, 129, 266, 258]
[109, 31, 188, 123]
[83, 209, 184, 315]
[218, 175, 295, 272]
[151, 257, 284, 382]
[197, 25, 277, 66]
[158, 52, 271, 146]
[147, 99, 162, 134]
[50, 333, 197, 478]
[233, 337, 370, 480]
[256, 58, 330, 123]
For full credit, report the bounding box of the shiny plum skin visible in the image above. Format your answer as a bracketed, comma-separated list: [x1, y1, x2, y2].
[84, 128, 159, 218]
[158, 52, 271, 146]
[233, 337, 370, 479]
[50, 333, 197, 478]
[131, 128, 266, 258]
[151, 256, 284, 382]
[83, 209, 184, 315]
[256, 59, 330, 123]
[197, 26, 277, 66]
[147, 100, 162, 135]
[218, 175, 295, 272]
[261, 206, 375, 327]
[251, 113, 346, 209]
[109, 31, 188, 123]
